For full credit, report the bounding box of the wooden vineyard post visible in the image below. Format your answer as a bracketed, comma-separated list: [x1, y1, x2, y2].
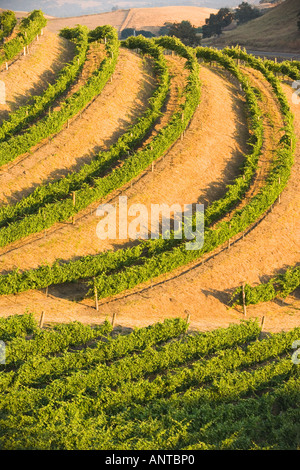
[242, 282, 247, 316]
[5, 62, 8, 70]
[151, 161, 154, 172]
[23, 47, 26, 56]
[39, 311, 45, 328]
[112, 312, 117, 328]
[72, 191, 76, 224]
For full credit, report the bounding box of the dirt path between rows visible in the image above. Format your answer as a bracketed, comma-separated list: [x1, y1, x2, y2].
[0, 29, 75, 123]
[0, 64, 259, 329]
[0, 48, 156, 205]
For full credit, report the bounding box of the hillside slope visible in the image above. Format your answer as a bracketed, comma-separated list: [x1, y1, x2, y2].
[203, 0, 300, 53]
[47, 6, 217, 35]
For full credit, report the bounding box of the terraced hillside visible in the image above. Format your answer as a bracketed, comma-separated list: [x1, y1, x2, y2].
[203, 0, 300, 53]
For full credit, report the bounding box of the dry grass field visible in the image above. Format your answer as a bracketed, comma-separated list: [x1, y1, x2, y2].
[203, 0, 300, 53]
[0, 6, 299, 452]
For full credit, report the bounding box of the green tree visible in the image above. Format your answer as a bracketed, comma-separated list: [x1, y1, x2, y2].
[235, 2, 262, 25]
[121, 28, 155, 39]
[202, 8, 234, 39]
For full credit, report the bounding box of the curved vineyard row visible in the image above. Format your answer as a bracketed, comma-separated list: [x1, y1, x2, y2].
[0, 316, 298, 449]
